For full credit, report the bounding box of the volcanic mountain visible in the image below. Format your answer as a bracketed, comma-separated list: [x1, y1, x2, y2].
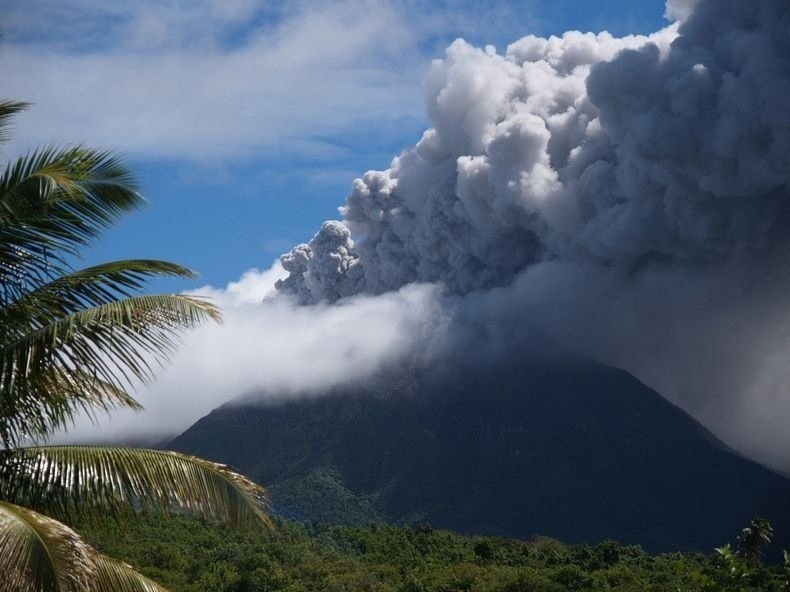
[169, 356, 790, 554]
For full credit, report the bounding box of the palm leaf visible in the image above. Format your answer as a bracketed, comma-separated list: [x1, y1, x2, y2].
[0, 446, 271, 530]
[0, 500, 97, 592]
[94, 555, 169, 592]
[0, 101, 265, 591]
[0, 292, 220, 445]
[0, 100, 29, 145]
[7, 260, 203, 316]
[0, 367, 141, 450]
[0, 145, 144, 305]
[0, 145, 143, 227]
[0, 500, 173, 592]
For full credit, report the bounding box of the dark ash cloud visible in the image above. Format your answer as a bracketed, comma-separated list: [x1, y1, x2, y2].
[275, 0, 790, 470]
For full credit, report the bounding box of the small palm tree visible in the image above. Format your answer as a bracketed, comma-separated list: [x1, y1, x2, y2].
[736, 516, 774, 568]
[0, 100, 270, 591]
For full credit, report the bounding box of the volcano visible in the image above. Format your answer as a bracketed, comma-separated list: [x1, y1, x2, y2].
[169, 355, 790, 554]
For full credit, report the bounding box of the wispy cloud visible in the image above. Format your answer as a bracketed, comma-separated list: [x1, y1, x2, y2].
[0, 1, 430, 162]
[0, 0, 546, 163]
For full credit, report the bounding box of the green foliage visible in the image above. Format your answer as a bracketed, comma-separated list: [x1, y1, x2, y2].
[708, 544, 754, 592]
[0, 100, 221, 447]
[271, 467, 381, 525]
[0, 446, 270, 530]
[69, 514, 789, 592]
[0, 101, 270, 591]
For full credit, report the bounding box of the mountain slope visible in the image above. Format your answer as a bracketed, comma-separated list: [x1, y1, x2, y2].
[169, 356, 790, 554]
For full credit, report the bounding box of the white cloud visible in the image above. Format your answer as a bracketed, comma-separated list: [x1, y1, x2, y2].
[192, 262, 287, 305]
[3, 0, 271, 52]
[0, 1, 427, 161]
[50, 265, 448, 443]
[0, 0, 547, 163]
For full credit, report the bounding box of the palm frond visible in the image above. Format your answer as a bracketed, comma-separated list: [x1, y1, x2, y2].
[0, 292, 220, 445]
[9, 259, 203, 315]
[0, 100, 29, 145]
[2, 292, 220, 375]
[0, 101, 263, 591]
[0, 367, 142, 449]
[95, 555, 170, 592]
[0, 500, 97, 592]
[0, 145, 145, 304]
[1, 259, 207, 348]
[0, 145, 143, 222]
[0, 500, 173, 592]
[0, 446, 271, 530]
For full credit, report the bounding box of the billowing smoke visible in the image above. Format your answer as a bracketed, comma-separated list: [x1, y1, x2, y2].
[279, 0, 788, 300]
[276, 0, 790, 470]
[52, 266, 449, 445]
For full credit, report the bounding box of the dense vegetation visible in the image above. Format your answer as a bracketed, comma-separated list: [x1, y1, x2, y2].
[77, 514, 790, 592]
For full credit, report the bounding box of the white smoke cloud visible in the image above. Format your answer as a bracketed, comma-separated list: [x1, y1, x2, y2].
[51, 264, 448, 444]
[277, 26, 682, 301]
[276, 0, 790, 470]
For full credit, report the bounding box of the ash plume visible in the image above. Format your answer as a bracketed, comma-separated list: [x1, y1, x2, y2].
[276, 0, 790, 470]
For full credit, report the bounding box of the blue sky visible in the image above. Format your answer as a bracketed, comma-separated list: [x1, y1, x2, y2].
[1, 0, 669, 293]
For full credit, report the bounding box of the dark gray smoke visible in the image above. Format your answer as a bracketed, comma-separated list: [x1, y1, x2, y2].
[278, 1, 789, 300]
[275, 0, 790, 470]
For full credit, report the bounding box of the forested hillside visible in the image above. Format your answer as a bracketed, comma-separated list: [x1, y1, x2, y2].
[78, 514, 789, 592]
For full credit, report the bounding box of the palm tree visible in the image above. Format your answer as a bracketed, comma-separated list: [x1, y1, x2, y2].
[736, 516, 774, 568]
[0, 100, 270, 591]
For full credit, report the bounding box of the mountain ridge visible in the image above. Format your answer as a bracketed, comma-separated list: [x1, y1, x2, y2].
[169, 355, 790, 554]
